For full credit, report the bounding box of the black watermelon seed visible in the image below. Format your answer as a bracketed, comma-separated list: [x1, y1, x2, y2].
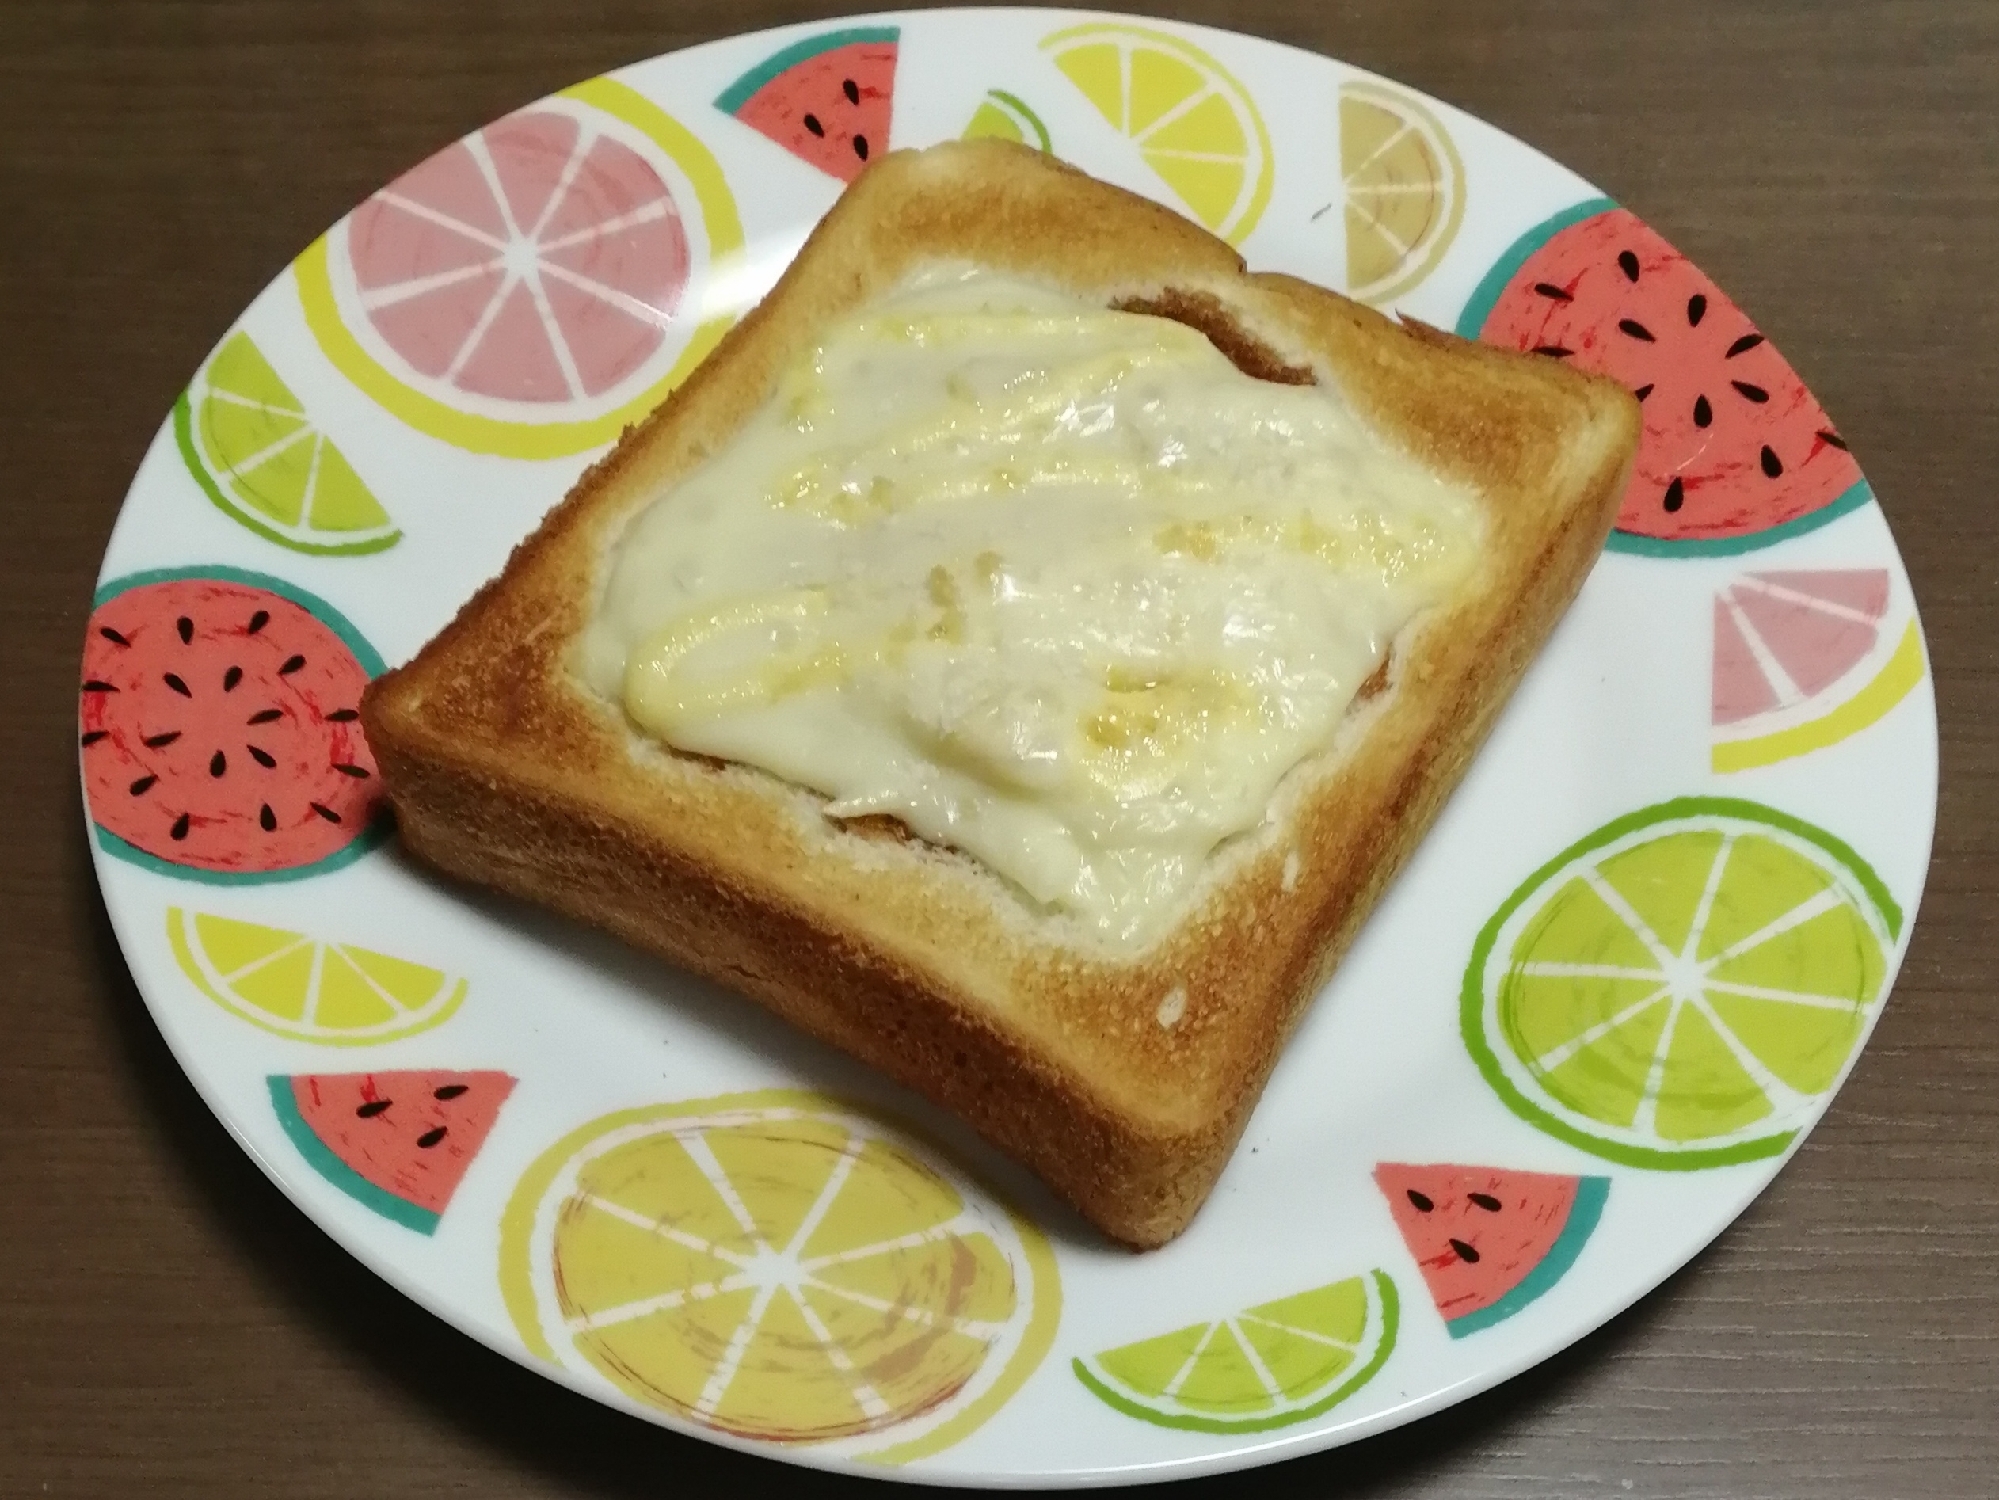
[129, 774, 158, 796]
[176, 616, 194, 644]
[1617, 249, 1640, 281]
[249, 708, 283, 725]
[1531, 344, 1573, 358]
[417, 1126, 448, 1149]
[1533, 281, 1573, 302]
[1693, 394, 1713, 428]
[170, 812, 191, 840]
[1761, 445, 1784, 478]
[1449, 1237, 1481, 1263]
[1406, 1189, 1434, 1212]
[1820, 429, 1849, 450]
[80, 730, 109, 747]
[333, 763, 370, 779]
[842, 77, 860, 105]
[164, 672, 192, 697]
[1731, 379, 1770, 403]
[209, 750, 226, 778]
[1687, 292, 1708, 326]
[98, 626, 130, 647]
[803, 112, 825, 137]
[1469, 1192, 1503, 1212]
[1726, 332, 1765, 358]
[247, 744, 276, 768]
[247, 609, 269, 634]
[309, 802, 342, 823]
[142, 731, 181, 749]
[259, 803, 277, 832]
[222, 665, 242, 692]
[433, 1084, 469, 1101]
[82, 680, 118, 693]
[1633, 382, 1655, 402]
[278, 654, 305, 676]
[355, 1099, 392, 1118]
[853, 134, 869, 160]
[1664, 476, 1686, 513]
[325, 708, 359, 722]
[1617, 317, 1655, 342]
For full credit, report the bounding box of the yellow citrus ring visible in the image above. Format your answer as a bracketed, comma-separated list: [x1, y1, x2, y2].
[497, 1089, 1061, 1465]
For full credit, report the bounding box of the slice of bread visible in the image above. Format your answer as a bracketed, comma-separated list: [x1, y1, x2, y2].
[361, 139, 1639, 1249]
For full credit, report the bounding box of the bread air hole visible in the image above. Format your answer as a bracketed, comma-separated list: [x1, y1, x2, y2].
[1111, 290, 1317, 387]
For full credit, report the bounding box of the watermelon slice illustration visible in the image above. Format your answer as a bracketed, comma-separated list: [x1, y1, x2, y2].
[1373, 1163, 1608, 1337]
[1712, 569, 1925, 773]
[715, 26, 898, 183]
[269, 1070, 516, 1234]
[1458, 201, 1869, 557]
[81, 567, 387, 882]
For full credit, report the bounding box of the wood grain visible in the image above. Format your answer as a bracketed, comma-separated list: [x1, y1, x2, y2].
[2, 2, 1993, 1495]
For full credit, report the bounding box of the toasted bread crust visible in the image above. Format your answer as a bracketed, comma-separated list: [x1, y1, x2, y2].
[361, 140, 1639, 1248]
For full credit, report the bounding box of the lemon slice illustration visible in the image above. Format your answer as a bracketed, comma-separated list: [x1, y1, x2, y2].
[1338, 79, 1466, 305]
[167, 908, 466, 1044]
[499, 1091, 1059, 1461]
[1042, 22, 1273, 244]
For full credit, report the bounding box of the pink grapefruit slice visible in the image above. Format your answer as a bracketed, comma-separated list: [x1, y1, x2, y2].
[297, 78, 742, 459]
[1711, 569, 1925, 772]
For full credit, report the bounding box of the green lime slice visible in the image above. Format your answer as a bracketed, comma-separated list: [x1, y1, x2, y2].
[1463, 796, 1901, 1170]
[1073, 1270, 1397, 1434]
[962, 89, 1052, 151]
[175, 331, 400, 556]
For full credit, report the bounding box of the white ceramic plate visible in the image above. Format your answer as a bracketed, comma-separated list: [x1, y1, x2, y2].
[82, 9, 1937, 1486]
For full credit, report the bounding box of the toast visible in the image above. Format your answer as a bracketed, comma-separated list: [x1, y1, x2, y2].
[360, 139, 1640, 1249]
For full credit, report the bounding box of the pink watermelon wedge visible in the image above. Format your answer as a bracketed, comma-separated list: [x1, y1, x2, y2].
[1458, 200, 1868, 556]
[1373, 1163, 1608, 1337]
[269, 1070, 516, 1234]
[715, 26, 897, 183]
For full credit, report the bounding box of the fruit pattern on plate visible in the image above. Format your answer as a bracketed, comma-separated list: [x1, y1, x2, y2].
[1712, 568, 1926, 773]
[177, 332, 400, 556]
[1335, 79, 1465, 307]
[81, 567, 387, 883]
[1072, 1270, 1398, 1434]
[296, 79, 743, 459]
[1373, 1163, 1609, 1338]
[716, 26, 899, 183]
[1462, 797, 1901, 1170]
[86, 19, 1933, 1475]
[961, 88, 1052, 151]
[270, 1070, 517, 1234]
[167, 907, 468, 1046]
[1458, 200, 1870, 556]
[496, 1090, 1060, 1462]
[1040, 21, 1274, 247]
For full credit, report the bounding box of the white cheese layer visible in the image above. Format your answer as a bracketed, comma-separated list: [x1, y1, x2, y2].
[578, 269, 1481, 945]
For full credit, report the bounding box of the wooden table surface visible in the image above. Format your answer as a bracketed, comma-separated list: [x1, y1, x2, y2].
[6, 2, 1995, 1495]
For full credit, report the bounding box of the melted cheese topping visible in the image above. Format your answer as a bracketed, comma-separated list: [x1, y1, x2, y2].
[578, 268, 1482, 946]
